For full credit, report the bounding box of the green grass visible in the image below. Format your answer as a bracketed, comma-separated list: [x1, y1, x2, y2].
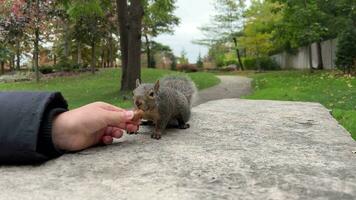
[241, 70, 356, 140]
[0, 68, 220, 109]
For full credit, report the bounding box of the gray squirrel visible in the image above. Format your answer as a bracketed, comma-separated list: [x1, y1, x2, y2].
[132, 75, 197, 139]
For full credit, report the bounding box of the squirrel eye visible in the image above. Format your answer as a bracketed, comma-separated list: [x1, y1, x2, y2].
[149, 91, 154, 97]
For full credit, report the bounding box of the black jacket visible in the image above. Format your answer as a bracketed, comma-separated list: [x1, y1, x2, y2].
[0, 92, 68, 164]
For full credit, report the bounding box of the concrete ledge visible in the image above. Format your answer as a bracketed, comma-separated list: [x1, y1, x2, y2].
[1, 99, 355, 200]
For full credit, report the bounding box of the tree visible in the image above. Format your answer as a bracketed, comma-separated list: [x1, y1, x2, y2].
[197, 0, 245, 70]
[142, 0, 179, 68]
[274, 0, 331, 71]
[0, 45, 11, 74]
[0, 0, 28, 71]
[117, 0, 144, 91]
[178, 49, 188, 64]
[68, 0, 106, 74]
[196, 53, 203, 69]
[239, 0, 283, 70]
[50, 0, 72, 68]
[14, 0, 54, 82]
[336, 26, 356, 74]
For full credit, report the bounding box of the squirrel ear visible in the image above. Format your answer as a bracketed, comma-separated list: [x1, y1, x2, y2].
[136, 79, 141, 88]
[154, 80, 160, 92]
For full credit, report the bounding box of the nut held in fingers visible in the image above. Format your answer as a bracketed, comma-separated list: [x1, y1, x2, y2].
[132, 109, 144, 122]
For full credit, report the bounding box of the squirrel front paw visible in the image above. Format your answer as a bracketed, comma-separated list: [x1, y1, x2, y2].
[151, 132, 161, 140]
[179, 123, 190, 129]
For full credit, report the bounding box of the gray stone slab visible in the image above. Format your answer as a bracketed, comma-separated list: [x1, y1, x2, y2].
[1, 99, 355, 200]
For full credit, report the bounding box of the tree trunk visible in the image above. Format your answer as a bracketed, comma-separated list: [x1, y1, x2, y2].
[1, 61, 4, 75]
[54, 53, 57, 65]
[16, 39, 21, 70]
[34, 27, 40, 82]
[303, 0, 314, 73]
[144, 33, 152, 68]
[316, 41, 323, 70]
[308, 44, 313, 72]
[117, 0, 129, 91]
[106, 48, 110, 68]
[76, 40, 82, 70]
[125, 0, 144, 90]
[109, 36, 114, 68]
[233, 37, 244, 71]
[91, 41, 96, 74]
[9, 55, 14, 71]
[33, 0, 40, 82]
[100, 48, 105, 68]
[63, 19, 70, 62]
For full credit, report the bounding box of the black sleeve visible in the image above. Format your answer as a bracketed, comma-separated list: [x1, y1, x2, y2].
[0, 92, 68, 164]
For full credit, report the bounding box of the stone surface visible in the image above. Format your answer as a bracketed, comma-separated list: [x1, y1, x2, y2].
[1, 99, 356, 200]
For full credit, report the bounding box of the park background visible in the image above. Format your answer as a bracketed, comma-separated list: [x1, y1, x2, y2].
[0, 0, 355, 140]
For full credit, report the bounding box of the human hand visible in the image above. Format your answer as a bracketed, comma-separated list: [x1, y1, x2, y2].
[52, 102, 140, 151]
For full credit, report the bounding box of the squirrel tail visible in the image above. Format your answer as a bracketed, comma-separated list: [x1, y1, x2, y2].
[160, 75, 198, 106]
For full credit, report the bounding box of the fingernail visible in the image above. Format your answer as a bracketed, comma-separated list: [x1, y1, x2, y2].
[125, 110, 134, 120]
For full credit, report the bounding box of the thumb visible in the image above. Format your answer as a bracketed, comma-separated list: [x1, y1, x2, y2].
[104, 110, 134, 127]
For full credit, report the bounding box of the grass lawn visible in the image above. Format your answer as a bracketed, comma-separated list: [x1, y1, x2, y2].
[0, 68, 220, 109]
[241, 70, 356, 140]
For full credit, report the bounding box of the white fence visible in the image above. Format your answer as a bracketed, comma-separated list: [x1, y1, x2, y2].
[271, 39, 338, 69]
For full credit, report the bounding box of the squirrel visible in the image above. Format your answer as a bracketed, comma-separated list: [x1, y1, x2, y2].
[132, 75, 198, 139]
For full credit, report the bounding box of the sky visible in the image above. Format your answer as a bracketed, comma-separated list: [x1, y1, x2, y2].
[155, 0, 215, 63]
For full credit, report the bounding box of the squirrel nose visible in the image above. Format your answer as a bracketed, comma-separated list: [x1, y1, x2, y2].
[135, 100, 142, 107]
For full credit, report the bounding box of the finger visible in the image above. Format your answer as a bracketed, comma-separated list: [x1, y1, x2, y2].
[111, 128, 124, 138]
[98, 102, 125, 112]
[104, 127, 124, 138]
[127, 124, 139, 132]
[104, 110, 134, 127]
[102, 136, 113, 145]
[128, 119, 141, 126]
[104, 126, 114, 135]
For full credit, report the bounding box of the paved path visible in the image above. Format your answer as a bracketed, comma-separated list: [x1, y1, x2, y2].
[194, 75, 252, 106]
[1, 99, 355, 200]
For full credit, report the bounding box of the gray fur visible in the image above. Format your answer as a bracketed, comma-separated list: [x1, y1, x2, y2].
[160, 75, 198, 106]
[132, 75, 197, 139]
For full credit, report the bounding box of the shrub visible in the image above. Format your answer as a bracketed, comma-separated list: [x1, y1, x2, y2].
[336, 26, 356, 74]
[54, 61, 88, 72]
[39, 66, 54, 74]
[243, 56, 280, 70]
[55, 61, 74, 72]
[243, 57, 258, 70]
[224, 59, 238, 66]
[176, 64, 198, 72]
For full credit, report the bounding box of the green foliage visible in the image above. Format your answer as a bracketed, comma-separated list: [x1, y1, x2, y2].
[178, 49, 189, 64]
[223, 59, 238, 66]
[143, 0, 180, 37]
[197, 0, 245, 46]
[67, 0, 104, 19]
[0, 45, 11, 62]
[196, 53, 204, 68]
[143, 40, 175, 69]
[39, 66, 55, 74]
[196, 0, 245, 68]
[244, 71, 356, 140]
[171, 55, 177, 71]
[240, 0, 283, 56]
[0, 68, 220, 108]
[336, 26, 356, 73]
[242, 56, 280, 70]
